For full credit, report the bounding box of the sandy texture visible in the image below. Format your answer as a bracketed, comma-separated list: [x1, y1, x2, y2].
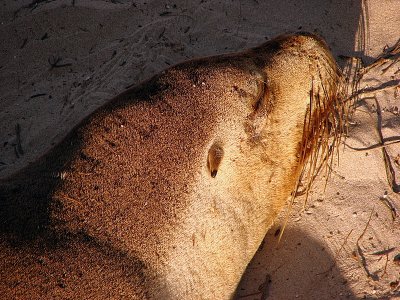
[0, 0, 399, 299]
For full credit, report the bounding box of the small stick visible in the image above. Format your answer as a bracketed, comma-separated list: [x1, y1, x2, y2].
[30, 93, 47, 99]
[237, 291, 261, 298]
[379, 193, 398, 221]
[20, 38, 28, 49]
[344, 139, 400, 151]
[356, 209, 378, 280]
[382, 252, 389, 277]
[259, 274, 271, 300]
[374, 97, 400, 193]
[48, 55, 72, 69]
[237, 274, 271, 299]
[336, 229, 354, 257]
[14, 0, 48, 18]
[15, 123, 24, 156]
[346, 79, 400, 100]
[371, 247, 396, 256]
[316, 229, 353, 276]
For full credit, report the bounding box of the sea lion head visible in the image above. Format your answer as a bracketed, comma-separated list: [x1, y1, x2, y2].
[2, 33, 344, 299]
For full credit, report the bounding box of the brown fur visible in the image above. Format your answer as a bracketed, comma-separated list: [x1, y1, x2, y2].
[0, 33, 344, 299]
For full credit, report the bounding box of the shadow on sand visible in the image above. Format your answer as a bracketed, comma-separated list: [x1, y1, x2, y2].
[234, 227, 357, 300]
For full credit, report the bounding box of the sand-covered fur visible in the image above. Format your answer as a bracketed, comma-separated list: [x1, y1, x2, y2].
[0, 33, 345, 299]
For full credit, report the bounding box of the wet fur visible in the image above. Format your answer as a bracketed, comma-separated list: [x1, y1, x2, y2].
[0, 33, 344, 299]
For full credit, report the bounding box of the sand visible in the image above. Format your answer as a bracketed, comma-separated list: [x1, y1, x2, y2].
[0, 0, 399, 299]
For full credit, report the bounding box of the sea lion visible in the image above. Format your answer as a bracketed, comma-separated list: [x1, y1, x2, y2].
[0, 32, 344, 299]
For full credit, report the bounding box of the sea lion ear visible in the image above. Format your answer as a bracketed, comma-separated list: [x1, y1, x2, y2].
[207, 142, 224, 178]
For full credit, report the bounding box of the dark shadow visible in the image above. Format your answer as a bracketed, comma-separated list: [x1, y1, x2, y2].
[234, 227, 357, 300]
[240, 0, 367, 66]
[0, 234, 148, 299]
[0, 127, 82, 240]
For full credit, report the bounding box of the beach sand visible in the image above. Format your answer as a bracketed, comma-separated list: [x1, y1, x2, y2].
[0, 0, 399, 298]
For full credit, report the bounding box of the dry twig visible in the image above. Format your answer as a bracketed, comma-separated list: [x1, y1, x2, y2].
[356, 209, 378, 280]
